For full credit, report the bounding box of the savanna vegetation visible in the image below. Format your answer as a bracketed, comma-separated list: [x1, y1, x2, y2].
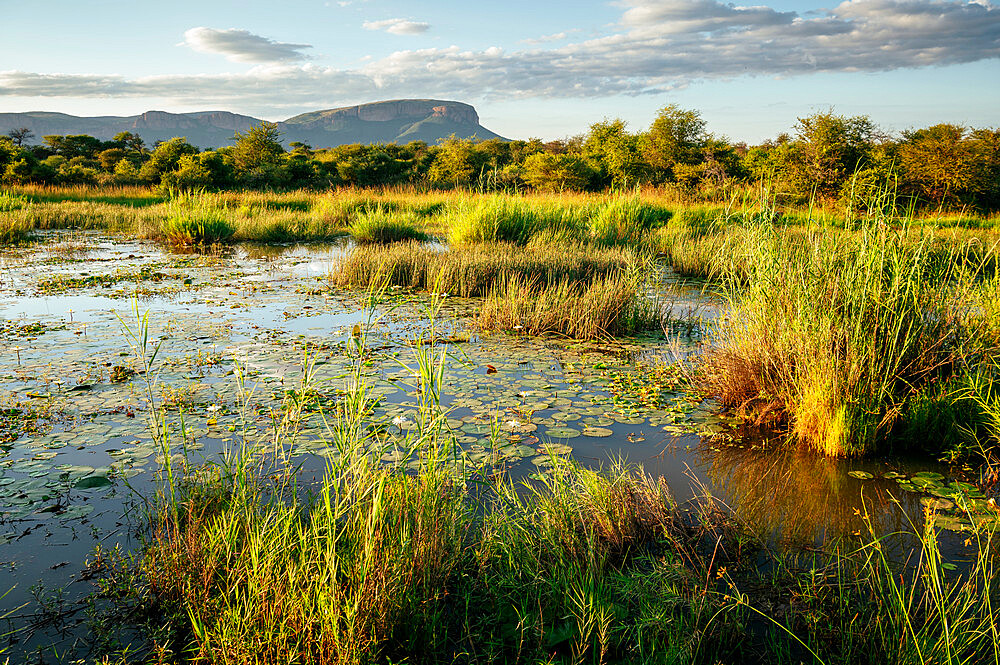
[3, 106, 1000, 664]
[3, 107, 999, 213]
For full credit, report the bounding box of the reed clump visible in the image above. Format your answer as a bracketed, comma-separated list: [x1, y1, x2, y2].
[588, 196, 672, 247]
[329, 241, 641, 297]
[479, 269, 663, 339]
[348, 207, 429, 244]
[160, 206, 235, 247]
[446, 195, 588, 245]
[700, 216, 997, 456]
[0, 210, 33, 244]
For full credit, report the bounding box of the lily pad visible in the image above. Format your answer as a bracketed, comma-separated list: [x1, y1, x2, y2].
[848, 470, 874, 480]
[544, 426, 581, 439]
[74, 475, 111, 489]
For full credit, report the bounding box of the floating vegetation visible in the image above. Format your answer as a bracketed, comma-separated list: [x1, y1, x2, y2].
[37, 265, 184, 294]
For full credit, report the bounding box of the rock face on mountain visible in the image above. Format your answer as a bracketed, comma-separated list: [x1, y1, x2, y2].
[0, 100, 504, 149]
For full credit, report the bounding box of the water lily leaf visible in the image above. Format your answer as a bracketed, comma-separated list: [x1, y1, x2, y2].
[848, 470, 874, 480]
[74, 475, 111, 489]
[544, 426, 580, 439]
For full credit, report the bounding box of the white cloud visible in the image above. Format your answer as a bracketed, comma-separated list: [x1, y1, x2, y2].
[181, 27, 312, 63]
[2, 1, 998, 108]
[362, 18, 431, 35]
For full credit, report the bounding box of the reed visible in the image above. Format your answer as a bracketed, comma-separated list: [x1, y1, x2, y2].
[699, 215, 995, 456]
[348, 207, 429, 244]
[478, 269, 663, 339]
[329, 241, 641, 297]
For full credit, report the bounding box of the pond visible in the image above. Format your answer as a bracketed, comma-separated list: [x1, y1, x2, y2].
[0, 232, 984, 661]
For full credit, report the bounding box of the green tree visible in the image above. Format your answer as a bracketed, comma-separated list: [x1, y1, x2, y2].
[898, 124, 979, 205]
[787, 111, 877, 197]
[641, 104, 707, 182]
[522, 153, 595, 191]
[583, 119, 648, 188]
[427, 136, 488, 187]
[231, 122, 285, 183]
[112, 131, 146, 154]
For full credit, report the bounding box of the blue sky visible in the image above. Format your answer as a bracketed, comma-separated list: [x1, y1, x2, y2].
[1, 0, 998, 142]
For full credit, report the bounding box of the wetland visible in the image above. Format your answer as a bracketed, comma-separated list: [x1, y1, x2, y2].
[1, 188, 999, 664]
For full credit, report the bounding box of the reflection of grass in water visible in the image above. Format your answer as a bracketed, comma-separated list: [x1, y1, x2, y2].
[697, 441, 917, 545]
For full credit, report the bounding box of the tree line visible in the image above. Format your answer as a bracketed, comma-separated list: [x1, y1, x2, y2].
[2, 106, 998, 211]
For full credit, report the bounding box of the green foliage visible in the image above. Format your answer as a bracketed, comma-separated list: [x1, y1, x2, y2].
[161, 202, 235, 246]
[521, 152, 595, 191]
[231, 122, 285, 185]
[787, 111, 878, 197]
[348, 208, 428, 244]
[641, 104, 707, 182]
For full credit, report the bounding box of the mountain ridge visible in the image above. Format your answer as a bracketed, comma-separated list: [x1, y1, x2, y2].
[0, 100, 505, 149]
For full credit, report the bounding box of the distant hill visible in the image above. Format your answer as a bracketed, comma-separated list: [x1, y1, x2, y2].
[0, 100, 505, 149]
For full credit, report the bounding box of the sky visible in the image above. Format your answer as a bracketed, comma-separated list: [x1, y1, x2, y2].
[0, 0, 998, 142]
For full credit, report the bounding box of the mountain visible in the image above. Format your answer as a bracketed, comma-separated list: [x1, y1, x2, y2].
[0, 100, 505, 149]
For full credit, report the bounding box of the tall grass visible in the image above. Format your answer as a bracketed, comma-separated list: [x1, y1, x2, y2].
[588, 196, 672, 247]
[479, 269, 663, 339]
[699, 214, 995, 456]
[160, 199, 235, 247]
[330, 241, 641, 297]
[446, 195, 588, 245]
[348, 207, 429, 244]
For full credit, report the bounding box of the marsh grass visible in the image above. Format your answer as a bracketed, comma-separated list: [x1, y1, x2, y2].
[348, 207, 429, 244]
[446, 195, 589, 245]
[330, 241, 641, 298]
[161, 205, 235, 247]
[0, 210, 33, 245]
[588, 196, 672, 247]
[478, 269, 664, 339]
[699, 215, 997, 456]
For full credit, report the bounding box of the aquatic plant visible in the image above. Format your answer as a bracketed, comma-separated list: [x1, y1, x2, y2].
[348, 207, 429, 244]
[700, 215, 996, 456]
[160, 208, 235, 246]
[478, 268, 663, 339]
[330, 241, 641, 297]
[587, 195, 672, 247]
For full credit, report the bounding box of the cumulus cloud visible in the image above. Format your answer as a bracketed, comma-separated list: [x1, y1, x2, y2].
[2, 1, 998, 108]
[362, 18, 431, 35]
[181, 27, 312, 63]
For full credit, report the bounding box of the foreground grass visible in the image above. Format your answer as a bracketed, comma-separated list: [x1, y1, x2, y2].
[98, 311, 1000, 665]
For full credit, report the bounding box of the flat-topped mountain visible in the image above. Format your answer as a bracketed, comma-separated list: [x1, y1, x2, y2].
[0, 100, 505, 149]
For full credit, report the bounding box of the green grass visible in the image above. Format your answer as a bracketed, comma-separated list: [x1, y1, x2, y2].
[478, 268, 663, 339]
[330, 241, 642, 298]
[348, 207, 429, 244]
[160, 207, 235, 247]
[698, 215, 997, 456]
[588, 196, 672, 247]
[445, 195, 588, 245]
